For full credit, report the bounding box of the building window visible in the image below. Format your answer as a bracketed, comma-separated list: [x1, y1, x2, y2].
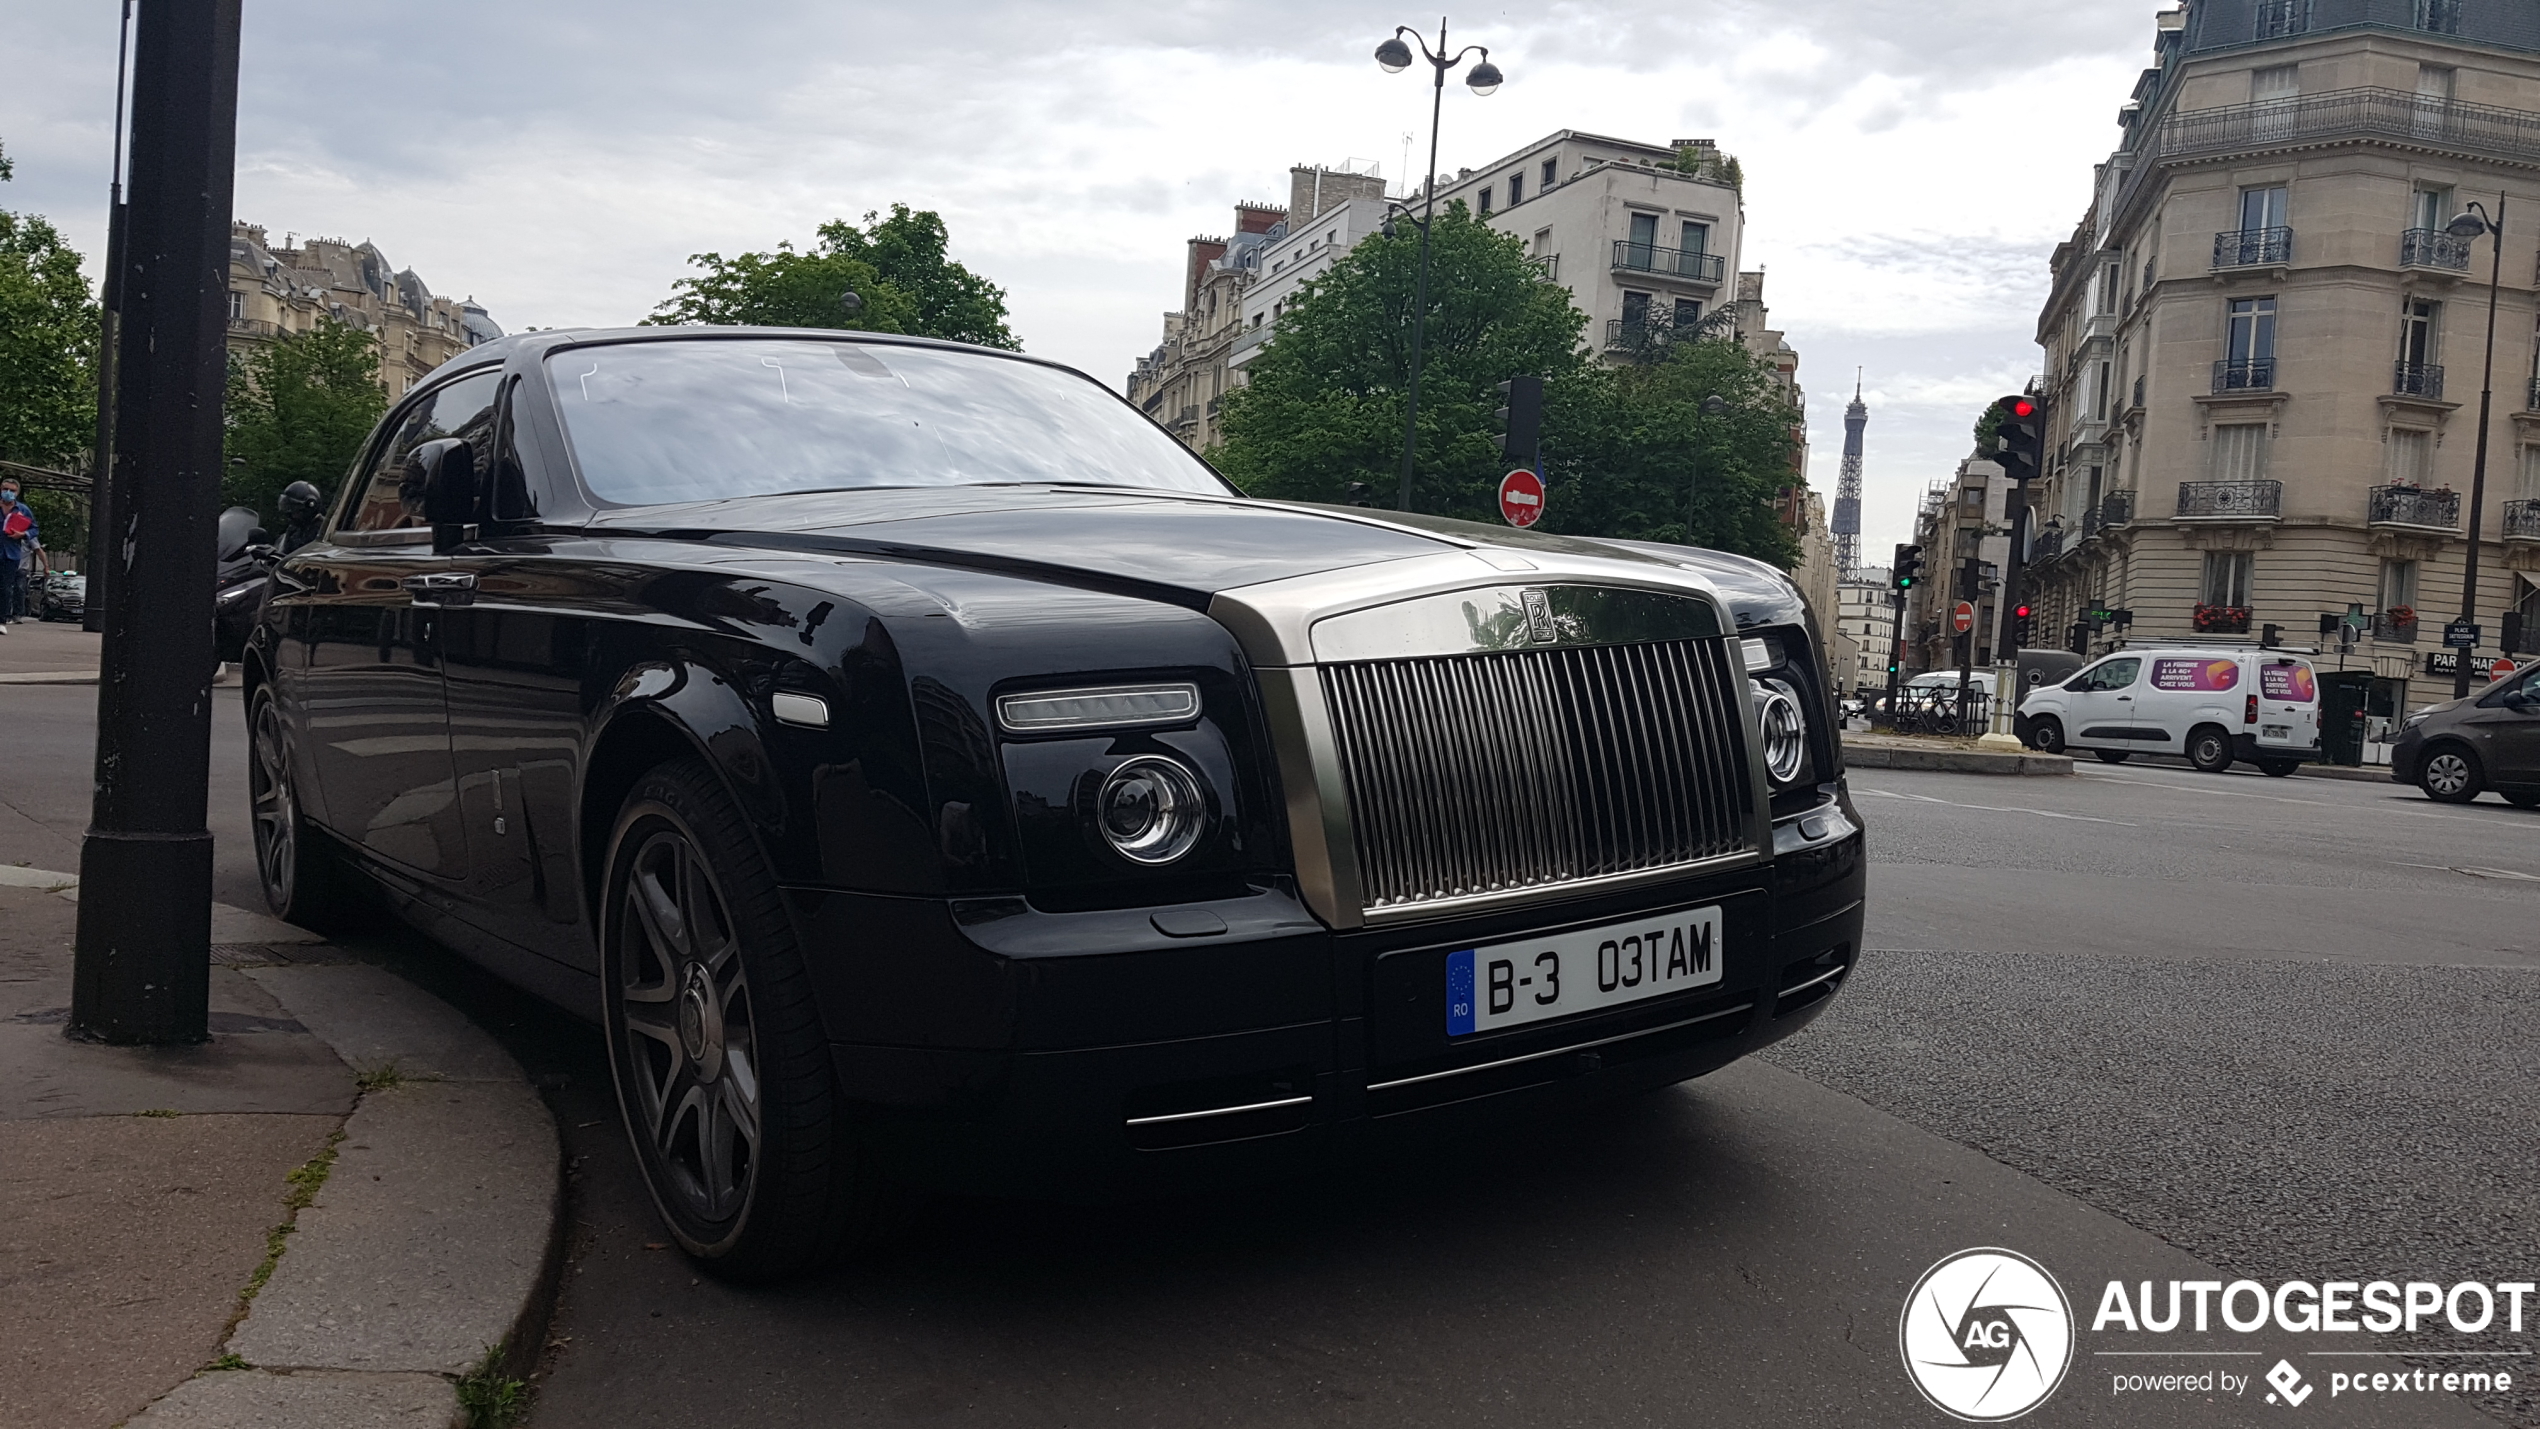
[2254, 0, 2309, 39]
[2387, 427, 2433, 486]
[1541, 158, 1558, 189]
[1621, 290, 1651, 332]
[1508, 173, 1524, 205]
[2224, 297, 2277, 387]
[1680, 220, 1709, 255]
[2096, 261, 2119, 315]
[1479, 185, 1494, 215]
[2399, 298, 2441, 369]
[2517, 443, 2540, 500]
[1533, 227, 1553, 255]
[2410, 186, 2454, 234]
[2380, 558, 2419, 612]
[1627, 210, 1659, 264]
[2201, 551, 2253, 608]
[2211, 422, 2270, 482]
[226, 290, 243, 321]
[1674, 298, 1702, 330]
[2417, 0, 2462, 31]
[2238, 185, 2288, 235]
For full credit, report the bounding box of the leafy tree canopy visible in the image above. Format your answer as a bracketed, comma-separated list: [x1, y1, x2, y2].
[0, 139, 101, 473]
[1213, 203, 1800, 567]
[645, 204, 1018, 349]
[223, 318, 387, 523]
[1213, 204, 1592, 519]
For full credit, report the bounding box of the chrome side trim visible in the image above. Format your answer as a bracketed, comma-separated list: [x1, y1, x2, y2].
[1365, 1001, 1757, 1093]
[1250, 666, 1365, 929]
[1778, 964, 1846, 998]
[1123, 1094, 1314, 1127]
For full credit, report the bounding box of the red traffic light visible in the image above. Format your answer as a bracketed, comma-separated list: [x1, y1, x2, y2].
[2009, 399, 2035, 418]
[2015, 604, 2033, 618]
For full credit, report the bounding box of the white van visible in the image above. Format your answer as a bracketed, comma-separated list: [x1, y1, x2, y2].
[2017, 644, 2323, 774]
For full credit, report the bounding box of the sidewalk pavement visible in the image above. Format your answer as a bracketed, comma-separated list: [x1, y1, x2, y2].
[1839, 731, 2073, 776]
[0, 868, 561, 1429]
[0, 617, 102, 683]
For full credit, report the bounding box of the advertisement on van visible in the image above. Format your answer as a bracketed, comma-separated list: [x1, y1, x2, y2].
[2150, 657, 2240, 692]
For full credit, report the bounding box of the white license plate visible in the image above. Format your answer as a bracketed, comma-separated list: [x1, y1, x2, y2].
[2262, 724, 2293, 740]
[1447, 905, 1723, 1037]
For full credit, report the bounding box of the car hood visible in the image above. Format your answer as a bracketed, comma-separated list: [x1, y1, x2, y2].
[580, 486, 1798, 618]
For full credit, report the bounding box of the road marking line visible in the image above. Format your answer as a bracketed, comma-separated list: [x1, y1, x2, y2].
[2073, 768, 2510, 823]
[1856, 787, 2135, 825]
[2399, 862, 2540, 882]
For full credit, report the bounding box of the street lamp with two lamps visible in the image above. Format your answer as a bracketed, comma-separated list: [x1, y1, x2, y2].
[1373, 21, 1500, 512]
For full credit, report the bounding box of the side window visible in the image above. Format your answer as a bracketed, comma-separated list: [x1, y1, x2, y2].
[2094, 657, 2142, 691]
[338, 369, 503, 535]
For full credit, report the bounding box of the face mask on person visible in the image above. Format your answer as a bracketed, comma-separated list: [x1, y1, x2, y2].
[0, 489, 17, 505]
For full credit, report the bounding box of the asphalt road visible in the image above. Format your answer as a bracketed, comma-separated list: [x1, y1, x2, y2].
[3, 685, 2530, 1425]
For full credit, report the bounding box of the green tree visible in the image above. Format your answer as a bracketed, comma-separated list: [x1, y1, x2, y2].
[1213, 203, 1593, 519]
[223, 318, 387, 522]
[645, 205, 1018, 349]
[1548, 336, 1802, 567]
[0, 140, 101, 473]
[1214, 203, 1803, 566]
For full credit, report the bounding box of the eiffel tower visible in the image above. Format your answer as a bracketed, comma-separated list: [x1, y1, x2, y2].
[1832, 371, 1866, 580]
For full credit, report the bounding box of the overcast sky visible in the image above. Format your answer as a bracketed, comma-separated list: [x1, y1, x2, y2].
[0, 1, 2159, 556]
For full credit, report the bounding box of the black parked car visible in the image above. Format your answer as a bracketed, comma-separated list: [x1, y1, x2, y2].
[38, 570, 86, 622]
[2391, 662, 2540, 805]
[244, 327, 1865, 1280]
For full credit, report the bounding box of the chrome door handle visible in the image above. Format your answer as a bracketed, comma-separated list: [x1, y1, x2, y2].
[400, 572, 476, 605]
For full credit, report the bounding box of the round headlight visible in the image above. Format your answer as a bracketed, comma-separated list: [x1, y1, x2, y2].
[1095, 756, 1208, 865]
[1754, 679, 1808, 786]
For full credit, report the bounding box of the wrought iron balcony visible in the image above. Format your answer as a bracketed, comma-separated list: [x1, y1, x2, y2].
[2098, 489, 2135, 529]
[2503, 498, 2540, 541]
[2393, 361, 2445, 399]
[2401, 227, 2473, 270]
[2121, 89, 2540, 219]
[2212, 227, 2292, 269]
[2212, 358, 2275, 393]
[2372, 610, 2420, 642]
[2030, 528, 2066, 561]
[2368, 484, 2460, 529]
[2176, 479, 2282, 520]
[1611, 241, 1726, 283]
[1527, 253, 1559, 282]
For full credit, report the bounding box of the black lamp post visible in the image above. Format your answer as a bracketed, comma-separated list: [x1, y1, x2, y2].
[1686, 393, 1727, 535]
[2444, 197, 2505, 700]
[1373, 21, 1501, 513]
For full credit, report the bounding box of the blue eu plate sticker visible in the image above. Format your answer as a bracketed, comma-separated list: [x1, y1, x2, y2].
[1446, 949, 1476, 1037]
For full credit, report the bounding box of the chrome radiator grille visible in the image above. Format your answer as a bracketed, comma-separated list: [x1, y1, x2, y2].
[1320, 638, 1756, 913]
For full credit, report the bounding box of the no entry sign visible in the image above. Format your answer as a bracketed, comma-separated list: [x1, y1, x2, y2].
[1499, 469, 1545, 528]
[1951, 601, 1976, 634]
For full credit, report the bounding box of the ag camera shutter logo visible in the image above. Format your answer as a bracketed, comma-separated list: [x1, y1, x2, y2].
[1900, 1248, 2075, 1421]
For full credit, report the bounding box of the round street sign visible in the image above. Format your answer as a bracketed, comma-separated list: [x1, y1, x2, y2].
[1952, 601, 1976, 634]
[2496, 657, 2519, 680]
[1499, 469, 1545, 528]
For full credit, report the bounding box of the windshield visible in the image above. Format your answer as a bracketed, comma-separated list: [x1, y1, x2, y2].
[547, 337, 1232, 506]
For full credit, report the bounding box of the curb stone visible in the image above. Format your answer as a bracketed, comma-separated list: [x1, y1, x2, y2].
[1841, 743, 2072, 776]
[13, 872, 574, 1429]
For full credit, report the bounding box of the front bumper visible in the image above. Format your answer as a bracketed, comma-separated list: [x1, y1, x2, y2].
[788, 795, 1867, 1198]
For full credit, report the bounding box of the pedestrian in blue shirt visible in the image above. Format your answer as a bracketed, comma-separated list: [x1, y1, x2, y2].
[0, 476, 39, 630]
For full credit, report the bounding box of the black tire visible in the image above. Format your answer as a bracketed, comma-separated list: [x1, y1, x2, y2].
[2187, 725, 2235, 774]
[2028, 715, 2065, 754]
[2094, 749, 2131, 764]
[2418, 745, 2482, 804]
[600, 758, 890, 1282]
[2258, 759, 2300, 778]
[248, 687, 374, 933]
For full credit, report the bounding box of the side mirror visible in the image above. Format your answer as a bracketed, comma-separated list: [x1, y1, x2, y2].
[405, 438, 476, 548]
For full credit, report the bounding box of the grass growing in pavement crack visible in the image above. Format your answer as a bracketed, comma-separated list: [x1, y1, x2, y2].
[457, 1341, 529, 1429]
[228, 1129, 345, 1324]
[355, 1063, 406, 1092]
[202, 1352, 250, 1372]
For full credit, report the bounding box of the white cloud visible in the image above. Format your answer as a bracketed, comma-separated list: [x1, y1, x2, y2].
[0, 0, 2172, 554]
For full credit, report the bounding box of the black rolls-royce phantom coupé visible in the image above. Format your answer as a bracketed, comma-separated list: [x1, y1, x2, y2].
[243, 327, 1865, 1280]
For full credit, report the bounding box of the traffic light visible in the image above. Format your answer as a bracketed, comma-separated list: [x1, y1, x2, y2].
[1893, 543, 1925, 591]
[2012, 604, 2034, 647]
[1493, 375, 1545, 465]
[2261, 622, 2282, 648]
[2505, 611, 2527, 655]
[1988, 394, 2044, 485]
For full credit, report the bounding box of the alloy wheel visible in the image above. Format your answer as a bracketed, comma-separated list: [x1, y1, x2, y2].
[615, 826, 761, 1228]
[250, 696, 296, 909]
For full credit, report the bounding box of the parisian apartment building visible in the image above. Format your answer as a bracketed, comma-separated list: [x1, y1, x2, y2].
[227, 223, 502, 396]
[1836, 566, 1899, 696]
[2023, 0, 2540, 737]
